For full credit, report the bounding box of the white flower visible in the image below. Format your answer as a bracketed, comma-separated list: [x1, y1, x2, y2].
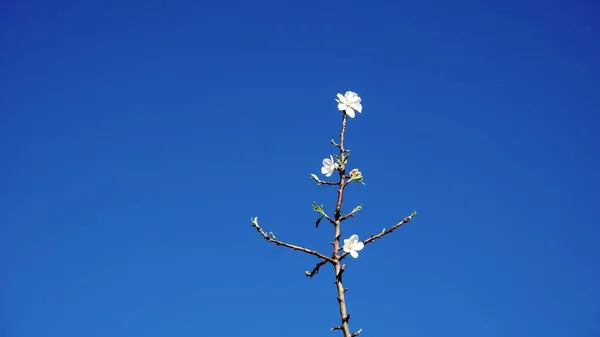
[343, 234, 364, 258]
[321, 155, 338, 177]
[336, 91, 363, 118]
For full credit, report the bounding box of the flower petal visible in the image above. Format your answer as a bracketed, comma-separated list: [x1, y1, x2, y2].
[345, 108, 355, 118]
[343, 246, 351, 253]
[350, 250, 359, 258]
[349, 234, 359, 243]
[337, 93, 346, 104]
[353, 242, 364, 251]
[350, 102, 362, 113]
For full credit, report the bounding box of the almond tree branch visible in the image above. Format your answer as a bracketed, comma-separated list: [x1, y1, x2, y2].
[339, 204, 362, 222]
[251, 218, 335, 263]
[362, 210, 417, 246]
[317, 180, 341, 186]
[339, 213, 355, 222]
[311, 210, 418, 265]
[339, 210, 417, 261]
[311, 174, 341, 186]
[332, 113, 353, 337]
[305, 258, 329, 277]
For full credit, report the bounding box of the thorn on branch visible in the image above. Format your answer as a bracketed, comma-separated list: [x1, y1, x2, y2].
[343, 314, 351, 323]
[330, 325, 343, 331]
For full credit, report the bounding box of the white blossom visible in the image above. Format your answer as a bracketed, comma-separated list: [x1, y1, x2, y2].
[321, 155, 338, 177]
[336, 91, 363, 118]
[343, 234, 364, 258]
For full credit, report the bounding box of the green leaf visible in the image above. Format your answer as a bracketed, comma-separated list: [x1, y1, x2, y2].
[343, 153, 350, 165]
[250, 217, 259, 227]
[310, 173, 319, 181]
[352, 204, 363, 214]
[316, 215, 324, 228]
[268, 231, 277, 240]
[312, 201, 327, 217]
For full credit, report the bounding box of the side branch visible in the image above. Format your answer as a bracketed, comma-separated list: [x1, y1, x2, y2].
[362, 210, 417, 246]
[250, 217, 335, 263]
[340, 210, 417, 260]
[305, 258, 329, 277]
[310, 174, 341, 186]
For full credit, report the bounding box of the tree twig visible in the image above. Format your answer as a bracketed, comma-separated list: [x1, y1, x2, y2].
[317, 180, 341, 186]
[362, 210, 417, 246]
[305, 258, 329, 277]
[251, 218, 335, 263]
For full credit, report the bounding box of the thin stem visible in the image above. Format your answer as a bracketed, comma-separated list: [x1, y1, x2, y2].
[251, 221, 335, 263]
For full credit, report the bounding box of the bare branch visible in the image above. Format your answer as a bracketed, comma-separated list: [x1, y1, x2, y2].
[305, 258, 329, 278]
[317, 180, 341, 186]
[251, 218, 335, 263]
[362, 210, 417, 246]
[351, 328, 363, 337]
[339, 213, 355, 222]
[311, 174, 341, 186]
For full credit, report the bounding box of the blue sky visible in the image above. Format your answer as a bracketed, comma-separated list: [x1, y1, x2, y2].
[1, 0, 599, 336]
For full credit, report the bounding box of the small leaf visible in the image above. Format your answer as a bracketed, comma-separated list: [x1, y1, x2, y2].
[310, 173, 319, 181]
[343, 153, 350, 165]
[312, 202, 327, 217]
[250, 217, 259, 227]
[268, 231, 277, 239]
[316, 215, 324, 228]
[331, 139, 339, 146]
[352, 204, 363, 214]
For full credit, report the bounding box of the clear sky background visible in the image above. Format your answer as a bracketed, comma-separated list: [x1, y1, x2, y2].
[1, 0, 599, 336]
